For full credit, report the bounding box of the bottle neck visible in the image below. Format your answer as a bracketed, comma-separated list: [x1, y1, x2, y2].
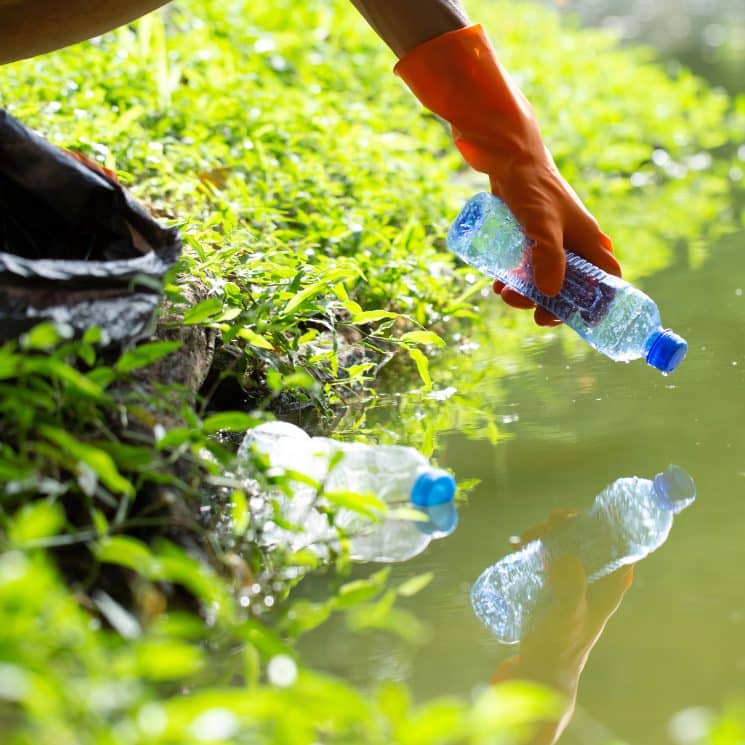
[644, 328, 688, 374]
[643, 327, 664, 355]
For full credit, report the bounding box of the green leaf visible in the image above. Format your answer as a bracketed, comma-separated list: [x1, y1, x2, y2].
[334, 569, 390, 610]
[155, 427, 195, 450]
[115, 341, 182, 373]
[237, 327, 275, 350]
[38, 426, 135, 496]
[0, 352, 19, 379]
[243, 644, 261, 689]
[282, 599, 332, 636]
[333, 283, 363, 315]
[325, 489, 386, 519]
[400, 330, 445, 348]
[202, 411, 260, 434]
[216, 305, 242, 322]
[363, 606, 428, 644]
[282, 282, 328, 316]
[287, 549, 320, 570]
[21, 322, 72, 351]
[346, 362, 375, 379]
[388, 506, 428, 522]
[135, 640, 204, 681]
[396, 572, 434, 598]
[96, 536, 159, 575]
[236, 618, 293, 658]
[266, 369, 319, 392]
[351, 310, 400, 324]
[22, 358, 104, 399]
[91, 509, 109, 538]
[283, 265, 362, 316]
[377, 681, 412, 728]
[468, 682, 565, 734]
[275, 468, 320, 490]
[407, 347, 432, 390]
[182, 297, 223, 324]
[345, 589, 397, 631]
[230, 490, 250, 536]
[82, 326, 103, 344]
[155, 543, 230, 612]
[8, 501, 66, 546]
[402, 698, 466, 743]
[76, 343, 96, 367]
[86, 366, 115, 388]
[96, 442, 155, 470]
[297, 329, 319, 345]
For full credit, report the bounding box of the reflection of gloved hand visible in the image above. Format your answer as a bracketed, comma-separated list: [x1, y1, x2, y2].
[395, 25, 621, 326]
[491, 513, 633, 745]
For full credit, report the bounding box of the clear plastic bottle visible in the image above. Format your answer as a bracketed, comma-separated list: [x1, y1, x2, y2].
[447, 192, 688, 374]
[238, 421, 457, 562]
[470, 465, 696, 644]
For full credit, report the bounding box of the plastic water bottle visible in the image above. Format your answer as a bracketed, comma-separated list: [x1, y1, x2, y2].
[447, 192, 688, 374]
[238, 421, 457, 562]
[470, 465, 696, 644]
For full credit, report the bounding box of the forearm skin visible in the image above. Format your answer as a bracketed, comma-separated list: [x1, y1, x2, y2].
[349, 0, 469, 58]
[0, 1, 169, 64]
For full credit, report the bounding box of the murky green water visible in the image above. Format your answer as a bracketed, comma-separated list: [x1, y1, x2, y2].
[300, 5, 744, 744]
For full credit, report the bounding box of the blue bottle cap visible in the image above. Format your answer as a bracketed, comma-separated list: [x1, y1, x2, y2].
[646, 329, 688, 374]
[415, 502, 459, 537]
[653, 464, 696, 513]
[410, 468, 456, 507]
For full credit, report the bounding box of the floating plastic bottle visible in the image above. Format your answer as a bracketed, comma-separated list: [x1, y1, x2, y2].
[447, 192, 688, 374]
[238, 421, 457, 562]
[470, 465, 696, 644]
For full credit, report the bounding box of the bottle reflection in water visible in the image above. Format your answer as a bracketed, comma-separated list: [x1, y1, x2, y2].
[471, 465, 696, 644]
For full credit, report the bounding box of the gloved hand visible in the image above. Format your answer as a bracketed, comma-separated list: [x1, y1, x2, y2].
[491, 556, 632, 745]
[395, 24, 621, 326]
[490, 510, 633, 745]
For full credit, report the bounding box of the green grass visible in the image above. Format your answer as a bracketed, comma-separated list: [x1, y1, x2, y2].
[0, 1, 743, 743]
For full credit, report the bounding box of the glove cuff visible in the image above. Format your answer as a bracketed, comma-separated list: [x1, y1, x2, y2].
[394, 24, 532, 130]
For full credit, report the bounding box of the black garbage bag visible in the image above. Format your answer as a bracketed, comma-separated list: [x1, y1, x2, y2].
[0, 109, 181, 343]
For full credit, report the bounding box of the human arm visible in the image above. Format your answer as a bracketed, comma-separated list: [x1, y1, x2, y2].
[348, 0, 468, 58]
[0, 0, 169, 64]
[350, 1, 621, 326]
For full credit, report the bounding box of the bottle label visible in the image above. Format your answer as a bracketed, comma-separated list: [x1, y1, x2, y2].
[512, 249, 618, 327]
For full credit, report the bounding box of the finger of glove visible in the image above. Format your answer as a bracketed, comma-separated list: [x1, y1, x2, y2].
[534, 307, 561, 327]
[594, 565, 634, 596]
[494, 282, 539, 313]
[515, 508, 578, 549]
[527, 222, 566, 297]
[564, 214, 622, 278]
[586, 565, 634, 619]
[495, 277, 560, 324]
[546, 508, 581, 529]
[549, 554, 588, 615]
[491, 654, 521, 685]
[500, 287, 536, 310]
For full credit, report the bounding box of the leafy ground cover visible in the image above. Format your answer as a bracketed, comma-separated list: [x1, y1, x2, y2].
[1, 1, 743, 743]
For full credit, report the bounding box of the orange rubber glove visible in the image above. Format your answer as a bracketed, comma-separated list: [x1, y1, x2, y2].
[490, 556, 633, 745]
[490, 511, 634, 745]
[394, 24, 621, 326]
